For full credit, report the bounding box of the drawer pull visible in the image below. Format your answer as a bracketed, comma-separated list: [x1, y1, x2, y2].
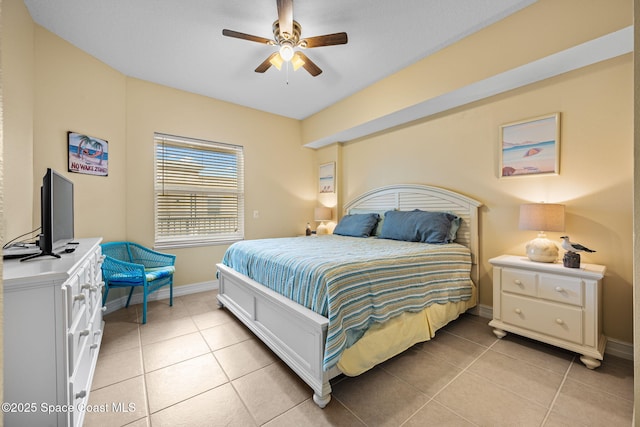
[555, 287, 564, 292]
[79, 329, 90, 337]
[74, 294, 86, 302]
[75, 390, 87, 399]
[514, 279, 523, 286]
[82, 284, 98, 292]
[90, 343, 98, 350]
[514, 308, 522, 314]
[555, 318, 564, 325]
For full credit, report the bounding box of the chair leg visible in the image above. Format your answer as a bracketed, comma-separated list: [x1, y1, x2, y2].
[169, 280, 174, 307]
[126, 287, 134, 308]
[142, 287, 148, 324]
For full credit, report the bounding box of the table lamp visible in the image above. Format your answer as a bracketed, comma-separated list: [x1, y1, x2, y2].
[314, 207, 332, 235]
[519, 203, 565, 262]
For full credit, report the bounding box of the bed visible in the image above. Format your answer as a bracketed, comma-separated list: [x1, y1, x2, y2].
[216, 184, 482, 407]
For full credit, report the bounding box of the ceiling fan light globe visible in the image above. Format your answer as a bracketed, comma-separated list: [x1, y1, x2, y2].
[279, 44, 294, 62]
[269, 53, 284, 70]
[291, 52, 304, 71]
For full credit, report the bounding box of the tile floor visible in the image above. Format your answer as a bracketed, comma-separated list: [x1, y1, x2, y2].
[86, 291, 634, 426]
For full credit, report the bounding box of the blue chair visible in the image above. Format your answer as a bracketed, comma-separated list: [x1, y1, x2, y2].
[101, 241, 176, 324]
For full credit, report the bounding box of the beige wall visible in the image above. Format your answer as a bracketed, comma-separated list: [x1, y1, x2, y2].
[125, 78, 314, 286]
[336, 55, 632, 344]
[305, 0, 633, 343]
[33, 26, 128, 243]
[633, 0, 639, 420]
[2, 0, 34, 239]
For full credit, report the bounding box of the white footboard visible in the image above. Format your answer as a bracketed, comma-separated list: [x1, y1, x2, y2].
[216, 263, 334, 407]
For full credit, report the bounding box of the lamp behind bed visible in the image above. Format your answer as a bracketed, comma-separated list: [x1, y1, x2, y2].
[315, 207, 332, 235]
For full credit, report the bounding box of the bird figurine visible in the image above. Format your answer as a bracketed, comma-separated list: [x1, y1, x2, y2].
[560, 236, 596, 253]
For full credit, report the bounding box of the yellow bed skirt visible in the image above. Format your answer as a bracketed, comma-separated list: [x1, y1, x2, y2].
[337, 298, 476, 376]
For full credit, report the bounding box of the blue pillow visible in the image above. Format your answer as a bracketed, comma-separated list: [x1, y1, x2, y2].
[379, 210, 457, 243]
[348, 208, 389, 236]
[333, 213, 380, 238]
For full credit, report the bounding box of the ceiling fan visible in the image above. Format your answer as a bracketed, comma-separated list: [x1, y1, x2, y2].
[222, 0, 348, 77]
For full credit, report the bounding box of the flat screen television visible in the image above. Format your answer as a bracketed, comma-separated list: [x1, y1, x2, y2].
[22, 168, 75, 261]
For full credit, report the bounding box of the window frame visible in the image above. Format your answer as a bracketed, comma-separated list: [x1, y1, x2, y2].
[153, 133, 245, 249]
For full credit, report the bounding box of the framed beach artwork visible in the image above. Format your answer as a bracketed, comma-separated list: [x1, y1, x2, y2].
[319, 162, 335, 193]
[499, 113, 560, 178]
[68, 131, 109, 176]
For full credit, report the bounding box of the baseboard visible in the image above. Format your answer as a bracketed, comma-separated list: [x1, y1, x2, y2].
[605, 337, 634, 361]
[103, 279, 219, 315]
[476, 303, 493, 319]
[476, 304, 633, 361]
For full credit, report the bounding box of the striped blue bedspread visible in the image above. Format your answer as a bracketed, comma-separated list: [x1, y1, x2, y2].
[222, 235, 473, 371]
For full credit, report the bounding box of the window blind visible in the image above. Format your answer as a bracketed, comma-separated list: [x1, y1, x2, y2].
[154, 133, 244, 248]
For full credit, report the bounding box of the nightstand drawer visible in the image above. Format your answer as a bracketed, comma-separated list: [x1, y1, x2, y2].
[539, 274, 583, 306]
[502, 268, 537, 297]
[502, 293, 583, 344]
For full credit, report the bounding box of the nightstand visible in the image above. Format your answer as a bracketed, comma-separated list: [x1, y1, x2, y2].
[489, 255, 606, 369]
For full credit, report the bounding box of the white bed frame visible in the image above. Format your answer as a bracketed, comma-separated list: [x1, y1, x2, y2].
[216, 184, 482, 407]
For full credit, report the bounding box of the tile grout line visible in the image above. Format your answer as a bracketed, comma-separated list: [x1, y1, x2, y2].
[136, 307, 154, 425]
[539, 355, 575, 426]
[331, 394, 370, 427]
[397, 337, 500, 426]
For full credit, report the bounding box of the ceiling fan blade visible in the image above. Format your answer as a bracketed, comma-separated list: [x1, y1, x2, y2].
[295, 51, 322, 77]
[222, 29, 273, 45]
[277, 0, 294, 39]
[300, 32, 348, 48]
[255, 52, 279, 73]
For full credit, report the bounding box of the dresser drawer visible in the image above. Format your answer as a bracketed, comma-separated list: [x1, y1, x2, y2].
[65, 274, 84, 323]
[68, 338, 98, 427]
[501, 293, 583, 344]
[88, 303, 104, 351]
[539, 274, 583, 306]
[65, 260, 93, 324]
[502, 268, 537, 297]
[67, 304, 90, 375]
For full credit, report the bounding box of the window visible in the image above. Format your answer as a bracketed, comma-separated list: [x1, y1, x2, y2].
[154, 133, 244, 248]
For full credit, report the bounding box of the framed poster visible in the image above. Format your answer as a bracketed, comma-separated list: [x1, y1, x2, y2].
[319, 162, 335, 193]
[499, 113, 560, 178]
[68, 131, 109, 176]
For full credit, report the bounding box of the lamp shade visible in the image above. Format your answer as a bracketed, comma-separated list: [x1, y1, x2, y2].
[519, 203, 565, 232]
[314, 207, 332, 222]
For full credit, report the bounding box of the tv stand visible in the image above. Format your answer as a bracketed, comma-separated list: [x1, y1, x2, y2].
[19, 250, 61, 262]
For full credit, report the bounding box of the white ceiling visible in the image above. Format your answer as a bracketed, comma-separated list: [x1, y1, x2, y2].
[23, 0, 536, 120]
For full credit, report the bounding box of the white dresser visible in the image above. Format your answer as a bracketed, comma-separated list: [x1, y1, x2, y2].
[3, 237, 104, 426]
[489, 254, 606, 369]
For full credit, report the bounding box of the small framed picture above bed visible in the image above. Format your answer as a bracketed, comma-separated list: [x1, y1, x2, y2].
[319, 162, 335, 193]
[499, 113, 560, 178]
